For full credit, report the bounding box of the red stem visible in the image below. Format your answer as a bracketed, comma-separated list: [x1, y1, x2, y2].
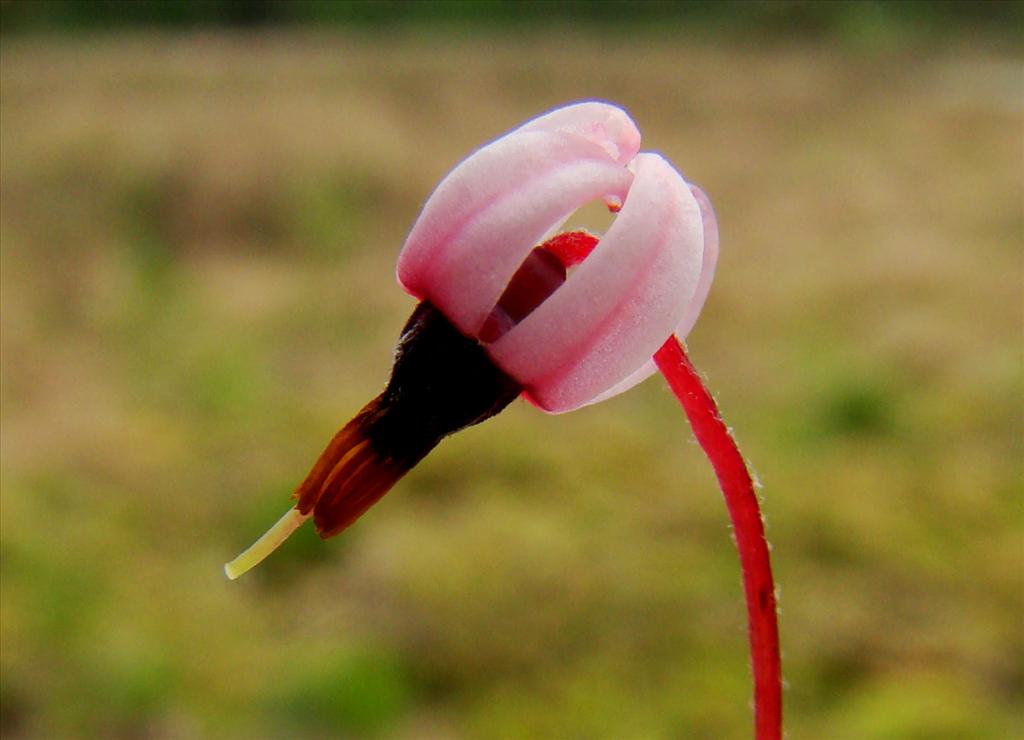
[653, 335, 782, 740]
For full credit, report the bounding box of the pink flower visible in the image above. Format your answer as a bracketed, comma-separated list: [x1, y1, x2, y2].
[397, 101, 719, 413]
[225, 101, 780, 740]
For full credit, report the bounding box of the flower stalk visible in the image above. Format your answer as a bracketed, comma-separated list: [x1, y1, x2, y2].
[654, 336, 782, 740]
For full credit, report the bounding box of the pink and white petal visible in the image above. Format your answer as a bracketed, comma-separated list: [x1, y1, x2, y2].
[397, 130, 633, 337]
[577, 358, 657, 408]
[489, 153, 704, 413]
[514, 101, 642, 166]
[579, 184, 720, 407]
[674, 184, 719, 338]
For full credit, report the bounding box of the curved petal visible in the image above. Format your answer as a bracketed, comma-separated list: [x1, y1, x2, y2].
[397, 130, 632, 337]
[488, 153, 704, 413]
[513, 101, 642, 166]
[675, 184, 719, 338]
[579, 182, 720, 407]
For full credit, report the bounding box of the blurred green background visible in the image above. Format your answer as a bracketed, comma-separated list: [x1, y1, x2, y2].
[2, 2, 1022, 738]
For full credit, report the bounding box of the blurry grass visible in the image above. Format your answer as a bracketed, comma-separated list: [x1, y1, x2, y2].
[269, 646, 413, 737]
[1, 30, 1022, 739]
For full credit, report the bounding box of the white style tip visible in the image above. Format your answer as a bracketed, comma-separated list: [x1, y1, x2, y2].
[224, 507, 310, 580]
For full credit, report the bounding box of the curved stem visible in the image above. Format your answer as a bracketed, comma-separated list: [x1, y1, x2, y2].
[653, 335, 782, 740]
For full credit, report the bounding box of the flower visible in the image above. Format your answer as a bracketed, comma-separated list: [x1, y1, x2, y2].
[224, 101, 780, 739]
[396, 101, 719, 413]
[225, 100, 722, 569]
[222, 99, 721, 573]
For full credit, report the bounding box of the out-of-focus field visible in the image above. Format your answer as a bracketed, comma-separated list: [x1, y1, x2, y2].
[1, 31, 1021, 739]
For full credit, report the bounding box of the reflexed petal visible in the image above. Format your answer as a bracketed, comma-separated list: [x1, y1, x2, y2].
[675, 184, 719, 338]
[397, 130, 632, 337]
[581, 182, 720, 406]
[488, 153, 704, 413]
[513, 101, 642, 166]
